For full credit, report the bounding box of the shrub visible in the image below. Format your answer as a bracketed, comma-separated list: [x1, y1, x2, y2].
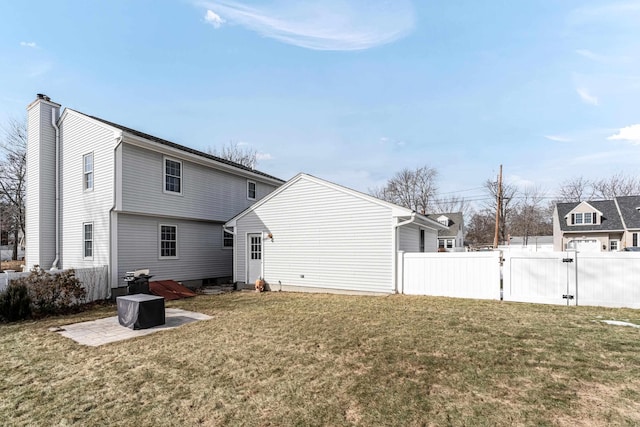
[0, 282, 32, 322]
[12, 266, 87, 316]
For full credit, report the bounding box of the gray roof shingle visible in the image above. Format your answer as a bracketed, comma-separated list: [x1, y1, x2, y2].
[427, 212, 463, 237]
[72, 110, 284, 183]
[615, 195, 640, 229]
[556, 200, 624, 232]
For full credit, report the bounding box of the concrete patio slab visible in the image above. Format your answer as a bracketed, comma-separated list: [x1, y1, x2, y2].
[52, 308, 212, 346]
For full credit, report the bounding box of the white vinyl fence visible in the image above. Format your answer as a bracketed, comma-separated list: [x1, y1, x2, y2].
[503, 251, 640, 308]
[401, 250, 640, 309]
[400, 251, 501, 300]
[0, 266, 109, 302]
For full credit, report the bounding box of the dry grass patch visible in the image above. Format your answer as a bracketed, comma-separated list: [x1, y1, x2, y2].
[2, 292, 640, 426]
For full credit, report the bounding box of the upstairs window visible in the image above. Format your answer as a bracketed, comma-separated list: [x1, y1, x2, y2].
[247, 180, 256, 200]
[164, 158, 182, 194]
[83, 153, 93, 191]
[571, 212, 597, 225]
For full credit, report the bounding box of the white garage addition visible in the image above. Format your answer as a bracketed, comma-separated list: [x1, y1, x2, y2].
[225, 174, 446, 294]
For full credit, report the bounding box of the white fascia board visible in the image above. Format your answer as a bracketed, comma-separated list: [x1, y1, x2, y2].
[564, 201, 604, 218]
[413, 216, 449, 231]
[61, 109, 123, 139]
[122, 132, 282, 186]
[563, 229, 625, 235]
[227, 172, 416, 226]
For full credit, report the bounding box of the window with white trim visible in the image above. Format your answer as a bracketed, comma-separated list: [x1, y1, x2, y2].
[159, 224, 178, 258]
[83, 222, 93, 259]
[83, 153, 94, 191]
[633, 232, 638, 247]
[223, 230, 234, 248]
[610, 240, 619, 251]
[571, 212, 597, 225]
[250, 235, 261, 260]
[446, 239, 454, 249]
[164, 158, 182, 194]
[247, 180, 256, 200]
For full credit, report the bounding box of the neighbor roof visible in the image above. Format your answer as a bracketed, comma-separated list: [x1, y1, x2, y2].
[426, 212, 463, 237]
[556, 200, 624, 232]
[615, 195, 640, 229]
[67, 109, 284, 183]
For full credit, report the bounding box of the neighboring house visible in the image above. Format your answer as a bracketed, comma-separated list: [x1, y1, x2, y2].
[225, 173, 447, 294]
[426, 212, 464, 252]
[552, 196, 640, 251]
[26, 94, 283, 290]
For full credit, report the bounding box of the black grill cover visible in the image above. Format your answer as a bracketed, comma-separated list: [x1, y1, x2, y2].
[116, 294, 165, 329]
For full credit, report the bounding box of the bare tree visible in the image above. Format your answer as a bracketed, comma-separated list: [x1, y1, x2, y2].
[370, 165, 438, 213]
[465, 208, 495, 247]
[509, 186, 552, 244]
[208, 141, 258, 169]
[0, 118, 27, 260]
[557, 176, 593, 202]
[591, 172, 640, 199]
[432, 194, 471, 219]
[484, 177, 519, 245]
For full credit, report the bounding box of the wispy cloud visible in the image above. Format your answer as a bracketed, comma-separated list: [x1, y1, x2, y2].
[20, 41, 37, 48]
[379, 136, 406, 147]
[576, 87, 598, 105]
[204, 10, 225, 28]
[575, 49, 606, 62]
[256, 152, 273, 160]
[544, 135, 572, 142]
[198, 0, 415, 51]
[608, 124, 640, 145]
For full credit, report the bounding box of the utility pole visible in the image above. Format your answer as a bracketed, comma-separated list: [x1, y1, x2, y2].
[493, 165, 502, 248]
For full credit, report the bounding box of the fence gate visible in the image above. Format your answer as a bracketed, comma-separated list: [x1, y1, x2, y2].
[503, 251, 578, 305]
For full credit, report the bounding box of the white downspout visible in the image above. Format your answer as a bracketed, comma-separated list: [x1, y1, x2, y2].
[109, 136, 123, 296]
[51, 109, 60, 270]
[392, 213, 416, 294]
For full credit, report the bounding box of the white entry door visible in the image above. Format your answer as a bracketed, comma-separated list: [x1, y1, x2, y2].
[247, 233, 263, 284]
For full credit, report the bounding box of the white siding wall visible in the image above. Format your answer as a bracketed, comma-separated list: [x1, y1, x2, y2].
[234, 179, 395, 293]
[399, 225, 419, 252]
[25, 100, 59, 269]
[59, 113, 115, 269]
[398, 224, 438, 252]
[120, 144, 277, 221]
[117, 214, 231, 285]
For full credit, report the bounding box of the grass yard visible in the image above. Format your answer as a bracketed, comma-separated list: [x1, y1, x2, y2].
[2, 292, 640, 426]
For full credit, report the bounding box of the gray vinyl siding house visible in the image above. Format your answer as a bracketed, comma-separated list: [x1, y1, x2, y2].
[225, 174, 446, 294]
[26, 94, 283, 290]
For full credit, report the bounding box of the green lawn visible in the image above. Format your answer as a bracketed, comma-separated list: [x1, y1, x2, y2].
[2, 292, 640, 426]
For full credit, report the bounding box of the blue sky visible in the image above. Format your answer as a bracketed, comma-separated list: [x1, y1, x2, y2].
[1, 0, 639, 202]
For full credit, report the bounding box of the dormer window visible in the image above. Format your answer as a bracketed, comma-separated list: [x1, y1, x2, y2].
[571, 212, 597, 225]
[437, 215, 449, 226]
